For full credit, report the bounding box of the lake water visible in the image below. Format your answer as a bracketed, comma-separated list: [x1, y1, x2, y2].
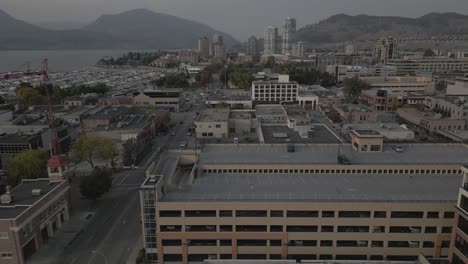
[0, 50, 150, 73]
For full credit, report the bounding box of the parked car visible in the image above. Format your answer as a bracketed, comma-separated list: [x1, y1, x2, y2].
[179, 142, 187, 149]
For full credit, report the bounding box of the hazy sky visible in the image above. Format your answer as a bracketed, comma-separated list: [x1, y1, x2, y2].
[3, 0, 468, 40]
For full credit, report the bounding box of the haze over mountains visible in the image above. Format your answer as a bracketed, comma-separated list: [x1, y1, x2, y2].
[1, 9, 468, 50]
[0, 9, 238, 50]
[296, 12, 468, 44]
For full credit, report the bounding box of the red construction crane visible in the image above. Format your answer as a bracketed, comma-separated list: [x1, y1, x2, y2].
[0, 59, 61, 156]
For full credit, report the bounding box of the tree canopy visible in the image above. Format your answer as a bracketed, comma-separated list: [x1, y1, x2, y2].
[151, 73, 189, 88]
[7, 149, 49, 187]
[343, 77, 370, 101]
[79, 167, 112, 201]
[70, 135, 118, 167]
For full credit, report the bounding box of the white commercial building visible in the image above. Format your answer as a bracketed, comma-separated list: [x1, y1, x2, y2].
[326, 65, 397, 84]
[252, 75, 299, 102]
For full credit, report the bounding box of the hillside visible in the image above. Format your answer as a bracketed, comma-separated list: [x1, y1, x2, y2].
[296, 12, 468, 45]
[0, 9, 238, 50]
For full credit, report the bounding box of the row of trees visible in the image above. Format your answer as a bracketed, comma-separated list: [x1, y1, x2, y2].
[273, 63, 336, 87]
[97, 52, 162, 67]
[150, 73, 189, 88]
[6, 135, 117, 201]
[15, 82, 110, 105]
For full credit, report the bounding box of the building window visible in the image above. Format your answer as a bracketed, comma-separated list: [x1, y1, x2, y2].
[236, 210, 267, 217]
[321, 226, 334, 232]
[0, 253, 12, 259]
[286, 226, 318, 232]
[270, 225, 283, 232]
[0, 233, 8, 239]
[425, 226, 437, 233]
[427, 212, 439, 218]
[339, 211, 370, 218]
[322, 211, 335, 218]
[219, 210, 232, 217]
[442, 226, 453, 233]
[220, 225, 233, 232]
[391, 211, 423, 218]
[270, 211, 283, 217]
[374, 211, 386, 218]
[444, 212, 455, 218]
[287, 211, 318, 217]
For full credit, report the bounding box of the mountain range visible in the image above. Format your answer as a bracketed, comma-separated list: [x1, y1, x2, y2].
[0, 9, 238, 50]
[2, 10, 468, 50]
[296, 12, 468, 45]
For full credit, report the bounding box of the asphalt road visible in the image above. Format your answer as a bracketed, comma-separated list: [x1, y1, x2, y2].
[55, 90, 206, 264]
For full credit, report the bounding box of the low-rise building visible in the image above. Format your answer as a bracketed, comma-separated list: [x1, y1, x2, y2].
[447, 78, 468, 96]
[133, 90, 183, 112]
[252, 75, 299, 103]
[397, 107, 465, 133]
[194, 109, 230, 139]
[98, 96, 133, 106]
[142, 143, 468, 263]
[178, 50, 199, 65]
[0, 159, 70, 264]
[334, 104, 378, 123]
[296, 91, 319, 110]
[63, 96, 83, 109]
[343, 123, 415, 141]
[388, 58, 468, 75]
[360, 89, 402, 112]
[361, 76, 435, 93]
[327, 65, 396, 84]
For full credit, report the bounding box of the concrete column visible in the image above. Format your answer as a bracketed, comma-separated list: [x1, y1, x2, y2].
[63, 206, 70, 221]
[47, 222, 54, 237]
[56, 214, 62, 228]
[182, 238, 188, 264]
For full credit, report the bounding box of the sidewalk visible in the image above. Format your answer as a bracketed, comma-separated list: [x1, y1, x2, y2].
[126, 235, 143, 264]
[27, 211, 95, 264]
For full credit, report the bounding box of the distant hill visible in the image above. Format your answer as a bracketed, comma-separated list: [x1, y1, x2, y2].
[0, 9, 238, 50]
[296, 12, 468, 45]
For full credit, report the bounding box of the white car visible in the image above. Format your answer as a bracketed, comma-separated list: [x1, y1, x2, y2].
[179, 142, 187, 149]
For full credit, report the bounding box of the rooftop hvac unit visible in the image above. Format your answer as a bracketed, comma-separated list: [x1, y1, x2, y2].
[0, 194, 12, 204]
[32, 189, 42, 196]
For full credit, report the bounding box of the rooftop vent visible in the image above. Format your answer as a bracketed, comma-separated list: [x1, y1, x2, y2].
[32, 189, 42, 196]
[0, 187, 12, 204]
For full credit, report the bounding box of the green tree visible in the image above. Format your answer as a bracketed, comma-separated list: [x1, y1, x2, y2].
[320, 72, 336, 87]
[343, 77, 370, 102]
[70, 135, 117, 167]
[79, 167, 112, 201]
[135, 249, 149, 264]
[7, 149, 49, 186]
[264, 56, 276, 68]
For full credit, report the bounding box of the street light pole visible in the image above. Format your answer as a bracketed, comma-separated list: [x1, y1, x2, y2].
[90, 250, 109, 264]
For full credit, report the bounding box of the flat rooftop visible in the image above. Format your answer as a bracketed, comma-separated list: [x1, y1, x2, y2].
[261, 125, 340, 144]
[0, 179, 62, 219]
[199, 144, 468, 165]
[197, 109, 230, 122]
[256, 105, 286, 116]
[161, 172, 461, 202]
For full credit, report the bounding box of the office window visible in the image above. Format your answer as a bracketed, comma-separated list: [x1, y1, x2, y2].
[220, 225, 233, 232]
[427, 212, 439, 218]
[0, 253, 12, 259]
[270, 210, 283, 217]
[219, 210, 232, 217]
[162, 240, 182, 246]
[321, 226, 334, 232]
[220, 240, 232, 246]
[423, 241, 435, 248]
[287, 211, 318, 217]
[286, 226, 317, 232]
[322, 211, 335, 218]
[371, 241, 383, 247]
[391, 211, 423, 218]
[159, 211, 181, 217]
[444, 212, 455, 218]
[339, 211, 370, 218]
[320, 240, 333, 247]
[442, 226, 452, 233]
[270, 240, 281, 246]
[236, 210, 267, 217]
[270, 225, 283, 232]
[185, 210, 216, 217]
